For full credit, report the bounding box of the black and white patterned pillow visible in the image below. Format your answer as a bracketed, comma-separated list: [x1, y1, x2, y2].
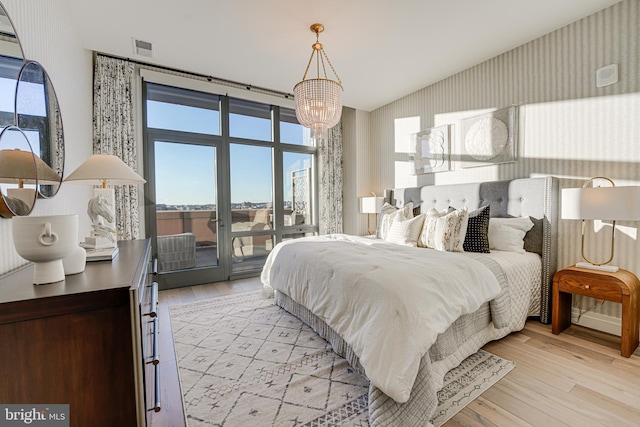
[463, 205, 491, 253]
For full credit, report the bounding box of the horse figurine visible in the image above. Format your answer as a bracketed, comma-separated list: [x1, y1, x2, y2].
[87, 192, 116, 242]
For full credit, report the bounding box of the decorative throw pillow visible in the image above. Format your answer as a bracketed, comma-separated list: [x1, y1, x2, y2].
[434, 208, 469, 252]
[378, 202, 414, 240]
[488, 217, 534, 253]
[376, 203, 398, 238]
[523, 216, 543, 255]
[418, 207, 453, 248]
[419, 208, 443, 248]
[420, 207, 469, 252]
[463, 205, 491, 253]
[385, 214, 426, 246]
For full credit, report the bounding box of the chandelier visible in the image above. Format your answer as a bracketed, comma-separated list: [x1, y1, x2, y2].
[293, 23, 343, 140]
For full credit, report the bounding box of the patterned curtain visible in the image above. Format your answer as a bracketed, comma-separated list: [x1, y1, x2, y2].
[318, 123, 343, 234]
[93, 55, 142, 240]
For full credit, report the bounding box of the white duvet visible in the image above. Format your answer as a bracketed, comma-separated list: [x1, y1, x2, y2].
[261, 234, 502, 403]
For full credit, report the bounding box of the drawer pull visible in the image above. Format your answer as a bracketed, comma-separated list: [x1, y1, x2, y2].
[149, 317, 159, 366]
[144, 282, 159, 318]
[585, 285, 591, 290]
[149, 364, 161, 412]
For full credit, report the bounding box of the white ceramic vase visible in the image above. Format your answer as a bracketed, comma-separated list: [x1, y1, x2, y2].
[12, 214, 79, 284]
[63, 245, 86, 275]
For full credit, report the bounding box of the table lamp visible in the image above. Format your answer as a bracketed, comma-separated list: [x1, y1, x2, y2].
[64, 154, 145, 249]
[359, 193, 384, 235]
[561, 177, 640, 272]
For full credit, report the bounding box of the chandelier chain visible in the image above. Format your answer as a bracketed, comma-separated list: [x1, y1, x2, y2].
[299, 26, 342, 84]
[321, 49, 341, 85]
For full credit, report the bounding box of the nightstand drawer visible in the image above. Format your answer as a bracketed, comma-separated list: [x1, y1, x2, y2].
[556, 273, 623, 302]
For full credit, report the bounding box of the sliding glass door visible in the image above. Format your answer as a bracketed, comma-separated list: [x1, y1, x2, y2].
[145, 132, 228, 287]
[143, 81, 318, 289]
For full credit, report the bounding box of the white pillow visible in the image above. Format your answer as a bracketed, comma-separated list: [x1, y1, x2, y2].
[419, 207, 469, 252]
[376, 203, 399, 238]
[418, 208, 445, 248]
[379, 202, 414, 240]
[385, 214, 425, 246]
[488, 217, 534, 253]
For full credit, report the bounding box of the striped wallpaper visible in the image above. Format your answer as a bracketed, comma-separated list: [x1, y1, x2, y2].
[0, 0, 93, 275]
[351, 0, 639, 327]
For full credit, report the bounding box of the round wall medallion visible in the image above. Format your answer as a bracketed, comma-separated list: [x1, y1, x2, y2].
[464, 117, 509, 161]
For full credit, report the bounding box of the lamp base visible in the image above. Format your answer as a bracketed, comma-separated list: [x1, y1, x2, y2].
[575, 261, 619, 273]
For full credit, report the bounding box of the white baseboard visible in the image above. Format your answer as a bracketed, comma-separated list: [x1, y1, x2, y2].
[571, 307, 621, 337]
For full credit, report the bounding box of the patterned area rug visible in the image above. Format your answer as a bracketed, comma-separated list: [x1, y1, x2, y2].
[170, 291, 514, 426]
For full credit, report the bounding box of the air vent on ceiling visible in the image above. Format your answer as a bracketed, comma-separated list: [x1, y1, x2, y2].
[132, 38, 153, 58]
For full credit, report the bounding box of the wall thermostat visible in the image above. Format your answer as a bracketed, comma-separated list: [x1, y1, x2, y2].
[596, 64, 618, 88]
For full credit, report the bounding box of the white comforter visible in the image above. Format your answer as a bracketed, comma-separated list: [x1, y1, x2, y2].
[261, 234, 502, 403]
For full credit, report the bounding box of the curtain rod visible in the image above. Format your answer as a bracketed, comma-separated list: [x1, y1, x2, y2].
[95, 52, 295, 100]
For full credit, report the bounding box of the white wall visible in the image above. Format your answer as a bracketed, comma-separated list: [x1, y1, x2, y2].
[358, 0, 639, 331]
[0, 0, 93, 274]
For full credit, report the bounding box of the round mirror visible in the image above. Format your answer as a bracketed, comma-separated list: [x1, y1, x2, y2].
[15, 60, 64, 198]
[0, 126, 37, 217]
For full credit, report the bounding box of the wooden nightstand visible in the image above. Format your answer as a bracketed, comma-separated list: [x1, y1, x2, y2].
[552, 266, 640, 357]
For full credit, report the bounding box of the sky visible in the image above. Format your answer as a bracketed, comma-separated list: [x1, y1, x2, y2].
[148, 101, 312, 206]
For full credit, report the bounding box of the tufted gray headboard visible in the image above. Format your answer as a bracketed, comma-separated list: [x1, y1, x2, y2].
[385, 176, 559, 324]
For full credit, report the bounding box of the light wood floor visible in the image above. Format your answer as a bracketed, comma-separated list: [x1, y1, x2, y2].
[153, 278, 640, 427]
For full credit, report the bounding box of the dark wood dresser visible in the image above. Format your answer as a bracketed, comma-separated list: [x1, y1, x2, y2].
[0, 239, 159, 426]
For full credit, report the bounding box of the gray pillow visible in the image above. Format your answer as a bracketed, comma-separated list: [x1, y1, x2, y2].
[523, 216, 543, 255]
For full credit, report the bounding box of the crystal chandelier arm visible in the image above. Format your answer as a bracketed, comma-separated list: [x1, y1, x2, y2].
[298, 23, 342, 84]
[300, 48, 317, 81]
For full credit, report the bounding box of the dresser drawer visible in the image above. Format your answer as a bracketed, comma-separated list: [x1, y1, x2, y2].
[133, 246, 161, 425]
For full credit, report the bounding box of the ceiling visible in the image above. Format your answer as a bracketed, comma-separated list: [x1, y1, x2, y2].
[65, 0, 621, 112]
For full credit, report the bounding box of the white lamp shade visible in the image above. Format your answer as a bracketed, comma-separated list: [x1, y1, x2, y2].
[561, 186, 640, 220]
[359, 196, 384, 214]
[64, 154, 146, 186]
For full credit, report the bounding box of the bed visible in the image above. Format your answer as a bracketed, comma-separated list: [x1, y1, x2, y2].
[261, 176, 559, 426]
